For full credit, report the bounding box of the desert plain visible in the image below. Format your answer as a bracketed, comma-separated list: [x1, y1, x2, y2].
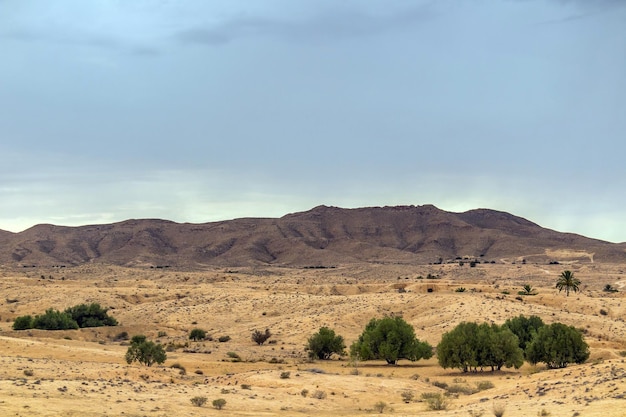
[1, 255, 625, 416]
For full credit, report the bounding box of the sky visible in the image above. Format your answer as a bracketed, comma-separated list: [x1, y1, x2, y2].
[1, 0, 625, 242]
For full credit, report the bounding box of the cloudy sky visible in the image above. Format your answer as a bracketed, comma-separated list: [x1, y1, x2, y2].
[1, 0, 625, 242]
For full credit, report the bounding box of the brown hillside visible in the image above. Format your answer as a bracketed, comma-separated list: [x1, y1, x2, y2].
[1, 205, 625, 268]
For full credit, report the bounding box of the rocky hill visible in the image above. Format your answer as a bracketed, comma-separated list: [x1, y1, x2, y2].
[1, 205, 624, 268]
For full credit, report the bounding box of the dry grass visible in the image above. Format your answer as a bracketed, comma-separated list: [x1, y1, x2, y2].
[0, 262, 625, 416]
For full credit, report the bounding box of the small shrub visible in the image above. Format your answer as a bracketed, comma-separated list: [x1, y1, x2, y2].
[476, 381, 495, 391]
[194, 369, 203, 375]
[251, 328, 272, 345]
[301, 388, 309, 397]
[432, 380, 448, 389]
[374, 401, 387, 413]
[446, 384, 477, 395]
[113, 331, 129, 341]
[212, 398, 226, 410]
[157, 331, 167, 338]
[241, 384, 252, 390]
[455, 287, 466, 292]
[280, 371, 290, 379]
[401, 390, 415, 403]
[537, 409, 551, 416]
[599, 309, 608, 316]
[170, 363, 186, 375]
[422, 392, 448, 410]
[190, 396, 207, 407]
[226, 351, 242, 362]
[218, 335, 231, 343]
[23, 369, 34, 377]
[492, 402, 506, 417]
[312, 390, 327, 399]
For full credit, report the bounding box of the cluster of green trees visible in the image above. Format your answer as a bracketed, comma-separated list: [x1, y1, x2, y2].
[305, 314, 589, 371]
[13, 303, 118, 331]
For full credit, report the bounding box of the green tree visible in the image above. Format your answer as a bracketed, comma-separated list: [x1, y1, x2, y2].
[65, 303, 118, 328]
[189, 328, 207, 341]
[13, 315, 34, 330]
[526, 323, 589, 368]
[520, 284, 535, 295]
[350, 316, 432, 365]
[556, 270, 581, 296]
[306, 327, 346, 360]
[32, 309, 78, 330]
[480, 324, 524, 371]
[125, 335, 167, 366]
[437, 322, 524, 372]
[503, 315, 545, 352]
[212, 398, 226, 410]
[437, 322, 480, 372]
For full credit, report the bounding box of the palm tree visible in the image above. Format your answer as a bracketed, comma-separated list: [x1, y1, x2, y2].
[521, 284, 535, 295]
[556, 270, 581, 296]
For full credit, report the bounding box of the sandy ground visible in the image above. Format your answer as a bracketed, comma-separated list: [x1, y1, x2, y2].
[0, 261, 625, 416]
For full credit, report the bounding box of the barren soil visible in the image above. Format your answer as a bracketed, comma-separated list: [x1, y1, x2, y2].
[1, 262, 625, 416]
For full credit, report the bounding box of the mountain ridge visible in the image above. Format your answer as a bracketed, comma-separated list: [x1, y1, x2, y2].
[1, 205, 624, 269]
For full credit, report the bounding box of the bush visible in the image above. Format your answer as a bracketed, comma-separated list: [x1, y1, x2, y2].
[455, 287, 466, 292]
[280, 371, 290, 379]
[476, 380, 495, 391]
[437, 322, 523, 372]
[189, 328, 206, 341]
[306, 327, 346, 360]
[170, 363, 186, 375]
[526, 323, 589, 368]
[212, 398, 226, 410]
[33, 309, 78, 330]
[251, 328, 272, 345]
[421, 392, 448, 410]
[312, 390, 327, 399]
[64, 303, 117, 327]
[493, 402, 506, 417]
[350, 316, 433, 365]
[401, 390, 415, 403]
[218, 335, 231, 343]
[190, 396, 207, 407]
[113, 331, 129, 341]
[13, 315, 34, 330]
[125, 335, 167, 367]
[374, 401, 387, 413]
[227, 351, 241, 362]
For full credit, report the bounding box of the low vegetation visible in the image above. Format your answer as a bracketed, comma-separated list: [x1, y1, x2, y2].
[13, 303, 117, 330]
[251, 328, 272, 345]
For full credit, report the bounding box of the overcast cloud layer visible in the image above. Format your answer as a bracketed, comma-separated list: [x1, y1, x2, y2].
[1, 0, 625, 242]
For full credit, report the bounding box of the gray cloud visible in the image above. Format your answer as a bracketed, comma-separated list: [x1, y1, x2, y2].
[175, 3, 436, 46]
